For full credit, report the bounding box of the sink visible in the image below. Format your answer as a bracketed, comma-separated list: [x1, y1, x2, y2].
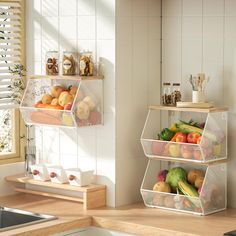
[0, 206, 57, 232]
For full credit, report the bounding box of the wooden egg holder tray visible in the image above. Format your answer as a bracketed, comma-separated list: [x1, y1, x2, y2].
[5, 174, 106, 210]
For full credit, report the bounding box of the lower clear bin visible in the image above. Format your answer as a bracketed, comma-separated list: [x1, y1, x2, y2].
[140, 160, 227, 215]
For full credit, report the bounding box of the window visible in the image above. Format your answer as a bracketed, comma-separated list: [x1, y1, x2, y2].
[0, 0, 25, 164]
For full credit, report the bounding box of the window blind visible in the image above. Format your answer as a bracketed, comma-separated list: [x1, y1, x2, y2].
[0, 1, 23, 109]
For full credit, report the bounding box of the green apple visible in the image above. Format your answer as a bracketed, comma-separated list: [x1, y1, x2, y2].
[168, 144, 180, 157]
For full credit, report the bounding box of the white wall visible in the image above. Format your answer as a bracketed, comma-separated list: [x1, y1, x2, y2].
[115, 0, 161, 206]
[26, 0, 116, 206]
[0, 162, 24, 196]
[162, 0, 236, 207]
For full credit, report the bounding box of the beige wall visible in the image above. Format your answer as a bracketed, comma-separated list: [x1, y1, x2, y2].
[115, 0, 162, 206]
[162, 0, 236, 207]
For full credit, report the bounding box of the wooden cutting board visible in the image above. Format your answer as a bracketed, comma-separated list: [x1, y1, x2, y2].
[176, 102, 214, 108]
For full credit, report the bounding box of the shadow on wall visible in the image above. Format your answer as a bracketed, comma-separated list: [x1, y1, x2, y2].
[27, 0, 115, 190]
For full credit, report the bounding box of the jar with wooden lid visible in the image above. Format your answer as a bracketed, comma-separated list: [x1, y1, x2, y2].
[62, 51, 76, 75]
[79, 51, 93, 76]
[162, 82, 172, 105]
[45, 51, 59, 75]
[171, 83, 181, 105]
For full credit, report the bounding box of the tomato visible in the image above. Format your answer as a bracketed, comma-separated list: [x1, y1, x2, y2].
[187, 132, 201, 144]
[175, 132, 187, 143]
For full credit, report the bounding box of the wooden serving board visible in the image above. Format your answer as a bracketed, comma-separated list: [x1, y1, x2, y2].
[176, 102, 214, 108]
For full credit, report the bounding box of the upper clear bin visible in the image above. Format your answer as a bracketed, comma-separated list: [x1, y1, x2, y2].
[20, 75, 103, 128]
[141, 106, 228, 163]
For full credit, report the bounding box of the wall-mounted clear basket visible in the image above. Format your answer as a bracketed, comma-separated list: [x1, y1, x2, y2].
[20, 75, 103, 128]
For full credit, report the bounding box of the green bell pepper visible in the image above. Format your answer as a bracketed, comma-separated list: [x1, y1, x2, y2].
[159, 128, 175, 141]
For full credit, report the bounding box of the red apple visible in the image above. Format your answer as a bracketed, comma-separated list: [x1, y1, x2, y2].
[88, 111, 101, 125]
[151, 142, 164, 156]
[193, 149, 202, 160]
[181, 145, 193, 159]
[64, 103, 73, 110]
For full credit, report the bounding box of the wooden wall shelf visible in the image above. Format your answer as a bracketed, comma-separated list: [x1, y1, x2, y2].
[5, 174, 106, 210]
[149, 105, 228, 113]
[30, 75, 104, 81]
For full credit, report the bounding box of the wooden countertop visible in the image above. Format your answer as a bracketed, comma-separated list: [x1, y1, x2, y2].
[0, 194, 236, 236]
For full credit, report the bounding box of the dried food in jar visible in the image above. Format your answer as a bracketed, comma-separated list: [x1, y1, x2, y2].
[45, 51, 59, 75]
[79, 51, 93, 76]
[62, 52, 76, 75]
[171, 83, 181, 105]
[161, 82, 172, 105]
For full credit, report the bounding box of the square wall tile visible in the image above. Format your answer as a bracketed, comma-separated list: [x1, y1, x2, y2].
[78, 0, 95, 16]
[97, 39, 115, 64]
[182, 17, 202, 40]
[96, 0, 115, 17]
[162, 0, 182, 17]
[59, 17, 77, 40]
[78, 40, 96, 55]
[203, 0, 224, 16]
[42, 39, 59, 60]
[33, 19, 42, 40]
[97, 15, 115, 40]
[27, 0, 41, 18]
[33, 39, 42, 61]
[59, 0, 76, 16]
[78, 16, 95, 40]
[42, 0, 58, 17]
[30, 61, 42, 75]
[60, 39, 77, 52]
[183, 0, 202, 16]
[42, 17, 59, 41]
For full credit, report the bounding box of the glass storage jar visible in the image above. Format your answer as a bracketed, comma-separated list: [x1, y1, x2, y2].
[162, 82, 172, 105]
[62, 51, 77, 75]
[45, 51, 59, 75]
[79, 51, 93, 76]
[171, 83, 181, 105]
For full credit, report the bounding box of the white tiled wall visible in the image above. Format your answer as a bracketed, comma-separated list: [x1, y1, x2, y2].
[115, 0, 161, 206]
[26, 0, 116, 206]
[162, 0, 236, 207]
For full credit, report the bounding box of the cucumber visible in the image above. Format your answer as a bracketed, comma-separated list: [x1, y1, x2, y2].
[177, 123, 217, 142]
[178, 180, 199, 197]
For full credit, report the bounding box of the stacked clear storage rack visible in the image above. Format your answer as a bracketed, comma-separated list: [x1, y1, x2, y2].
[140, 106, 228, 215]
[20, 76, 103, 128]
